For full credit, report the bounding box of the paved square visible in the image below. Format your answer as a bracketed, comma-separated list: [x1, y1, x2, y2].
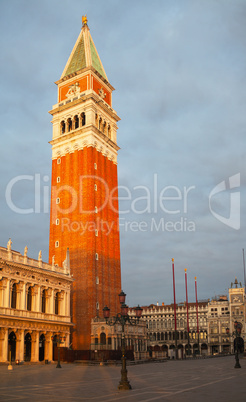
[0, 356, 246, 401]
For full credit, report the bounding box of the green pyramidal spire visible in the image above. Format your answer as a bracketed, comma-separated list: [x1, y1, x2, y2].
[61, 15, 108, 81]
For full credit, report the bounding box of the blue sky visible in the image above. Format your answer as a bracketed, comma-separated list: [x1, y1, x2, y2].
[0, 0, 246, 307]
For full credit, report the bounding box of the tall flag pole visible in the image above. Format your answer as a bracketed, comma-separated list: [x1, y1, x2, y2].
[184, 269, 190, 355]
[195, 276, 200, 355]
[243, 248, 246, 292]
[172, 258, 177, 358]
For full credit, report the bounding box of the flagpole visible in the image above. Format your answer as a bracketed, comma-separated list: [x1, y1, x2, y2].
[172, 258, 177, 359]
[184, 269, 190, 356]
[195, 276, 200, 355]
[243, 249, 246, 291]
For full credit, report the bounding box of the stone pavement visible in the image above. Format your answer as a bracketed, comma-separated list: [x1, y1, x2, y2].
[0, 356, 246, 401]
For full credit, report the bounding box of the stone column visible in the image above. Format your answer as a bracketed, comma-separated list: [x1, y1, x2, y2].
[0, 328, 8, 362]
[33, 285, 40, 312]
[16, 329, 24, 362]
[37, 285, 41, 312]
[59, 291, 65, 316]
[47, 288, 54, 314]
[19, 282, 26, 310]
[50, 289, 54, 314]
[0, 278, 7, 307]
[45, 333, 53, 362]
[16, 282, 23, 310]
[31, 331, 40, 362]
[4, 278, 10, 307]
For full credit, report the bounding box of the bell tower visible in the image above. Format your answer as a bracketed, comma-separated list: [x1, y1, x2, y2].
[49, 16, 121, 350]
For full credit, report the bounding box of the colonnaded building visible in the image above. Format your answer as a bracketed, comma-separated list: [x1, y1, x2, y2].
[0, 242, 73, 363]
[138, 278, 245, 358]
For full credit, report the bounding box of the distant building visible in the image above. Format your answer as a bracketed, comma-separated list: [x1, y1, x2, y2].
[207, 295, 230, 355]
[141, 277, 246, 359]
[91, 317, 148, 360]
[134, 301, 208, 358]
[0, 242, 73, 363]
[228, 278, 245, 353]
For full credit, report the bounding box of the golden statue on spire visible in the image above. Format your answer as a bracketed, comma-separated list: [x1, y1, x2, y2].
[82, 15, 88, 26]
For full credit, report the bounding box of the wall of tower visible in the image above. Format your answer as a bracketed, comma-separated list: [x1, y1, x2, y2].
[58, 73, 111, 106]
[49, 146, 121, 350]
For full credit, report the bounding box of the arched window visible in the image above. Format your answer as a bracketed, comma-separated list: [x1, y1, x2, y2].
[25, 333, 32, 362]
[55, 292, 59, 315]
[11, 283, 17, 309]
[100, 332, 106, 345]
[27, 287, 32, 311]
[81, 112, 86, 126]
[67, 118, 72, 132]
[108, 125, 111, 138]
[74, 115, 79, 129]
[41, 289, 46, 313]
[39, 334, 45, 362]
[60, 121, 65, 134]
[98, 117, 102, 131]
[8, 331, 16, 361]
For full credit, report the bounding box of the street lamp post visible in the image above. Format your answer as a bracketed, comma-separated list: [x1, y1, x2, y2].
[226, 321, 242, 369]
[103, 291, 143, 391]
[52, 333, 66, 368]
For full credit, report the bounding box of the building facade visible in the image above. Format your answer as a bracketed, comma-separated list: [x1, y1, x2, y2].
[137, 302, 208, 358]
[207, 295, 230, 355]
[48, 16, 122, 350]
[0, 241, 73, 363]
[141, 278, 246, 358]
[91, 317, 148, 360]
[228, 278, 245, 352]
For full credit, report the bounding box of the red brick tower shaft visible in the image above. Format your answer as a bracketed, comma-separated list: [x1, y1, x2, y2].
[49, 17, 121, 350]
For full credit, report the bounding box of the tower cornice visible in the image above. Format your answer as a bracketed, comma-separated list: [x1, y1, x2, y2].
[55, 66, 114, 92]
[49, 124, 120, 150]
[49, 91, 120, 123]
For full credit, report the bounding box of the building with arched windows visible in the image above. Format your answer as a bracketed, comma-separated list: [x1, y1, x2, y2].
[136, 301, 208, 358]
[0, 242, 73, 363]
[90, 317, 148, 360]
